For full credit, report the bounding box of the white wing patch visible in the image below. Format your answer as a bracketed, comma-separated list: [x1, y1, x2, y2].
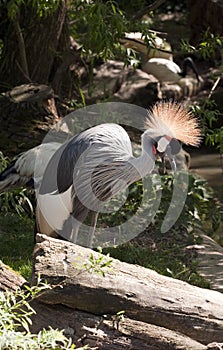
[37, 186, 72, 232]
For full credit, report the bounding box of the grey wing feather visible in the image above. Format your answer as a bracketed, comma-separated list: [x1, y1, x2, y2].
[39, 136, 90, 194]
[39, 123, 132, 196]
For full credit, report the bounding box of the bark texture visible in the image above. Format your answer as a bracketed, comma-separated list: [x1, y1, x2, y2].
[30, 301, 207, 350]
[0, 1, 69, 89]
[0, 260, 26, 292]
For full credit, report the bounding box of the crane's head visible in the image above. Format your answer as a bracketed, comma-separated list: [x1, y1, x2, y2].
[144, 101, 202, 172]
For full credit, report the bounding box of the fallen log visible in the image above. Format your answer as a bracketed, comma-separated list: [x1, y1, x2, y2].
[32, 234, 223, 345]
[30, 301, 206, 350]
[0, 260, 26, 292]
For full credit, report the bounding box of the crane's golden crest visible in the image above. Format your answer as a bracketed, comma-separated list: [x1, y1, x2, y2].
[145, 101, 201, 146]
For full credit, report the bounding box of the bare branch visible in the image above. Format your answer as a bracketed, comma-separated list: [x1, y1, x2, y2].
[133, 0, 168, 20]
[13, 17, 31, 81]
[208, 76, 221, 99]
[15, 60, 32, 83]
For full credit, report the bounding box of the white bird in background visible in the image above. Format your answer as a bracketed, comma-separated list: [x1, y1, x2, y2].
[142, 57, 200, 99]
[142, 57, 200, 84]
[0, 142, 61, 192]
[120, 32, 200, 98]
[37, 101, 201, 248]
[120, 32, 200, 82]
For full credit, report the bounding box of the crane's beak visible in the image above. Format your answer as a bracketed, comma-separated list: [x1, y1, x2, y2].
[159, 149, 176, 174]
[166, 144, 177, 172]
[157, 137, 179, 174]
[167, 152, 176, 172]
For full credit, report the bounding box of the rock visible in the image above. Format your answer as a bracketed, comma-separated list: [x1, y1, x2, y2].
[82, 60, 158, 107]
[82, 60, 203, 107]
[194, 233, 223, 293]
[113, 69, 158, 106]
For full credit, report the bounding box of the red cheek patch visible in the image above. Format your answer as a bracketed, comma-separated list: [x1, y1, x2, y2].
[152, 145, 157, 154]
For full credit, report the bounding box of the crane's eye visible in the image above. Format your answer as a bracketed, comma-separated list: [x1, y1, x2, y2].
[169, 138, 182, 155]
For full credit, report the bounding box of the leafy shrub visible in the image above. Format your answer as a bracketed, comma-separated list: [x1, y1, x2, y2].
[0, 280, 87, 350]
[99, 171, 222, 234]
[190, 99, 223, 153]
[101, 172, 221, 288]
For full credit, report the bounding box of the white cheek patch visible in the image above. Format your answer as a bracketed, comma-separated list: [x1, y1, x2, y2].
[157, 137, 170, 152]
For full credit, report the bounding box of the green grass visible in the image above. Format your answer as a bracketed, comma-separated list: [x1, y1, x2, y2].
[0, 282, 87, 350]
[0, 213, 34, 281]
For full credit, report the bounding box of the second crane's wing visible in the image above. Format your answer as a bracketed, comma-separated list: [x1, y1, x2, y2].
[0, 142, 61, 192]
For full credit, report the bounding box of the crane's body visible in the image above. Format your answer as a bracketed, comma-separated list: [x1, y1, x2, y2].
[37, 123, 155, 245]
[0, 102, 201, 247]
[37, 102, 201, 247]
[0, 142, 61, 192]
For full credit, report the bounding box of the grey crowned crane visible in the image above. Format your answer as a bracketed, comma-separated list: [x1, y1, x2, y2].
[0, 142, 61, 192]
[36, 101, 201, 247]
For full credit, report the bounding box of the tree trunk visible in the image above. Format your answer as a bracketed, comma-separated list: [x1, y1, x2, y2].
[32, 234, 223, 346]
[0, 1, 70, 91]
[0, 1, 82, 156]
